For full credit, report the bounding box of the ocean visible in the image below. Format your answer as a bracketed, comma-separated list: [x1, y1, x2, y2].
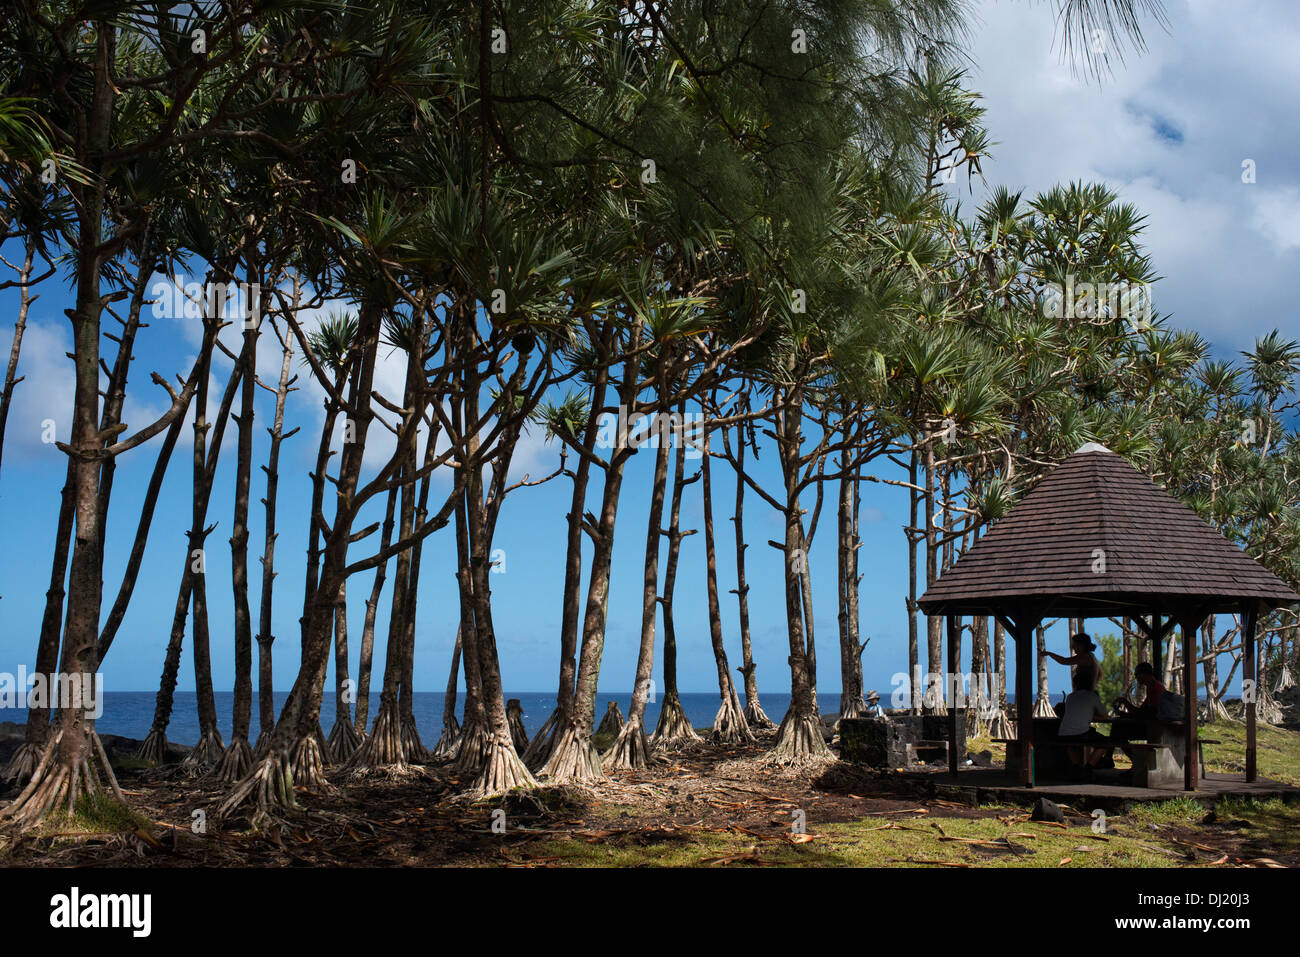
[4, 690, 841, 745]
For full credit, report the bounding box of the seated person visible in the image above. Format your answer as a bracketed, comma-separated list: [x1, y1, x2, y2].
[1114, 661, 1165, 719]
[1110, 661, 1170, 761]
[1057, 673, 1111, 780]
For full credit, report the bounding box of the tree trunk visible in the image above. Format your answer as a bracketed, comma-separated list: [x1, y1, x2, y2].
[3, 36, 124, 827]
[701, 400, 752, 744]
[461, 376, 536, 795]
[652, 404, 705, 751]
[398, 440, 438, 763]
[254, 311, 298, 756]
[837, 457, 865, 719]
[1034, 625, 1054, 717]
[1202, 616, 1229, 722]
[348, 459, 416, 773]
[771, 390, 827, 761]
[543, 316, 645, 783]
[606, 402, 673, 771]
[217, 283, 259, 782]
[183, 304, 249, 772]
[325, 582, 362, 761]
[451, 500, 489, 774]
[730, 414, 771, 728]
[431, 625, 463, 759]
[529, 346, 609, 769]
[4, 470, 74, 783]
[354, 486, 397, 737]
[924, 439, 944, 714]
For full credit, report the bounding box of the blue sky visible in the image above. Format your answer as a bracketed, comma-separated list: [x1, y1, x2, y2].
[0, 1, 1293, 704]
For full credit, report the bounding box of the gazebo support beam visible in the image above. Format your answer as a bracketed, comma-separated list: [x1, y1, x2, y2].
[1243, 600, 1260, 783]
[1131, 613, 1176, 682]
[1009, 614, 1041, 787]
[1177, 609, 1210, 791]
[947, 614, 960, 776]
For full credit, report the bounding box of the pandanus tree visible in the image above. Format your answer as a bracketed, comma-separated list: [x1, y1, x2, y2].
[439, 234, 574, 793]
[735, 165, 930, 759]
[520, 233, 626, 778]
[215, 3, 464, 818]
[604, 282, 712, 772]
[651, 397, 706, 750]
[305, 309, 362, 762]
[253, 303, 301, 757]
[697, 386, 753, 744]
[541, 296, 647, 784]
[0, 3, 278, 827]
[520, 385, 590, 767]
[720, 390, 772, 728]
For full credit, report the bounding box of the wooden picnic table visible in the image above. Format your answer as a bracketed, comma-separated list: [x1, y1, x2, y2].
[1001, 715, 1194, 787]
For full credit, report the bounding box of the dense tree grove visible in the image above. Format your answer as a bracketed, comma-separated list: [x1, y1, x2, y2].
[0, 0, 1295, 833]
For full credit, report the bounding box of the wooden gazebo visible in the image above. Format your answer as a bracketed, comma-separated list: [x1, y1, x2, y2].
[918, 443, 1300, 790]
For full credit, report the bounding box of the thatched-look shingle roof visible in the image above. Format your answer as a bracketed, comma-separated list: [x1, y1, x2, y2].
[918, 443, 1300, 618]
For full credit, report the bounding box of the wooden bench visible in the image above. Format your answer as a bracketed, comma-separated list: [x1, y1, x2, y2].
[1124, 742, 1178, 788]
[1197, 739, 1220, 776]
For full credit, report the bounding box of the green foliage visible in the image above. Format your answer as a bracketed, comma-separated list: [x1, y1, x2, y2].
[1097, 633, 1124, 707]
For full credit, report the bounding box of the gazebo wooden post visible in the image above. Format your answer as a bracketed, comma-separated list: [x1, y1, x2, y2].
[1179, 613, 1201, 791]
[1013, 617, 1037, 787]
[1243, 600, 1259, 783]
[1151, 613, 1162, 685]
[947, 614, 959, 776]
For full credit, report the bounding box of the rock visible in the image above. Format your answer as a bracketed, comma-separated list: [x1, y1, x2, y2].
[1201, 810, 1217, 825]
[0, 721, 24, 739]
[966, 749, 993, 768]
[1030, 797, 1065, 824]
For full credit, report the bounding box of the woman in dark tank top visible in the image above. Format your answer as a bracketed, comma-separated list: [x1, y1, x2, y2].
[1047, 633, 1100, 691]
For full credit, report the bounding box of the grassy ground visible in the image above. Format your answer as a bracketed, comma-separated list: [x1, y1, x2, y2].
[1198, 718, 1300, 785]
[521, 796, 1300, 867]
[4, 718, 1298, 868]
[970, 717, 1300, 784]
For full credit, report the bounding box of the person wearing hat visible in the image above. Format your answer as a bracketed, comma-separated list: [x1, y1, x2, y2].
[864, 689, 886, 718]
[1046, 632, 1100, 692]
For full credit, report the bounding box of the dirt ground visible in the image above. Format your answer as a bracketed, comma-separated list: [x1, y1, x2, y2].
[4, 727, 1297, 868]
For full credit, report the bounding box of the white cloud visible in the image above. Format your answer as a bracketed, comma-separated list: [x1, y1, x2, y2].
[1248, 187, 1300, 253]
[963, 0, 1300, 354]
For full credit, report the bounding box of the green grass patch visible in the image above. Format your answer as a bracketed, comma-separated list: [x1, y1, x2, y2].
[34, 792, 149, 839]
[965, 732, 1005, 762]
[1128, 796, 1204, 826]
[522, 813, 1187, 867]
[1198, 719, 1300, 785]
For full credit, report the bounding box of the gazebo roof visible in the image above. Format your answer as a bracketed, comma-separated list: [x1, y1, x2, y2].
[918, 443, 1300, 618]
